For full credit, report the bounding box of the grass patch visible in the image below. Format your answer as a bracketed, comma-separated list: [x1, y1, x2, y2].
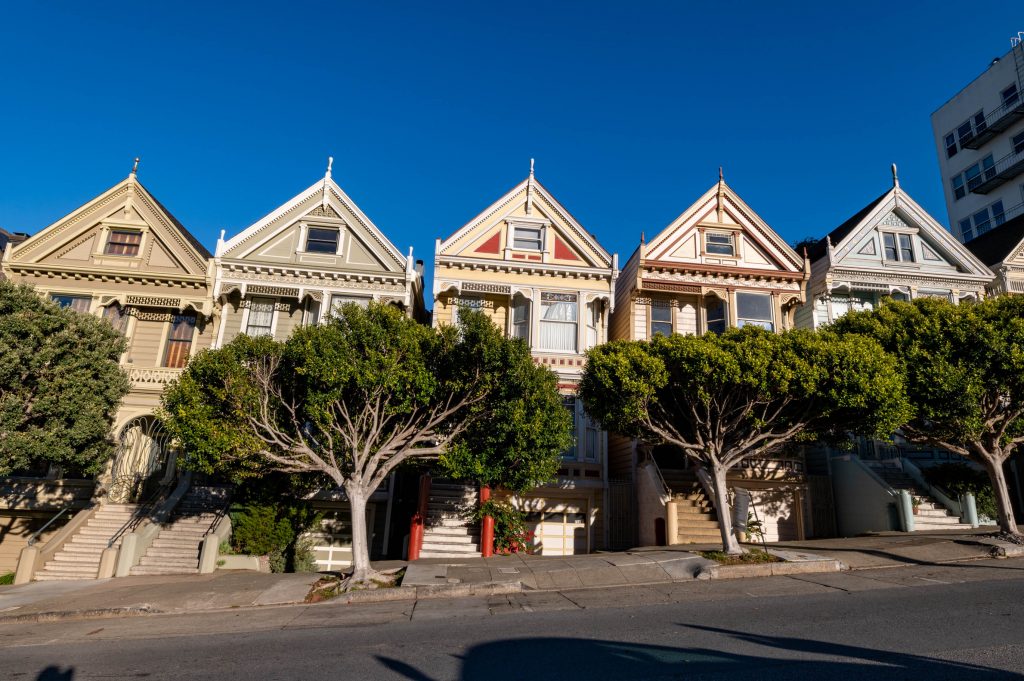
[0, 572, 15, 585]
[305, 567, 407, 603]
[698, 549, 781, 565]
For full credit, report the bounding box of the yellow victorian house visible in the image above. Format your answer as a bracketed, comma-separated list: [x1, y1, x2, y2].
[429, 163, 619, 556]
[610, 174, 811, 548]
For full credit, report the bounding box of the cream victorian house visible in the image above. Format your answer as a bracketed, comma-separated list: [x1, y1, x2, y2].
[797, 168, 992, 330]
[212, 160, 425, 569]
[429, 163, 618, 556]
[213, 159, 425, 348]
[0, 166, 217, 577]
[609, 174, 810, 548]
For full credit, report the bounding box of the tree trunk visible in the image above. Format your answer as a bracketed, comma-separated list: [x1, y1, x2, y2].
[346, 485, 373, 584]
[708, 464, 742, 555]
[982, 456, 1020, 536]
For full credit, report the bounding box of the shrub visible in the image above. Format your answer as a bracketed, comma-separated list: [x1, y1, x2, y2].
[477, 500, 533, 554]
[922, 463, 998, 520]
[230, 502, 322, 572]
[0, 572, 14, 585]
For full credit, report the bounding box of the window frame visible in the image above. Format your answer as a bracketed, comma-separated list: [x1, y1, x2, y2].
[512, 225, 544, 251]
[705, 231, 736, 256]
[244, 296, 277, 337]
[162, 314, 197, 369]
[104, 229, 143, 257]
[538, 291, 578, 353]
[649, 302, 673, 337]
[305, 227, 341, 254]
[705, 297, 727, 335]
[510, 296, 530, 341]
[735, 292, 774, 331]
[50, 294, 92, 312]
[1002, 83, 1020, 108]
[453, 295, 484, 327]
[102, 303, 128, 334]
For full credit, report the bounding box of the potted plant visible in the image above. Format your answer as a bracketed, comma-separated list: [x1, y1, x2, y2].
[911, 496, 921, 515]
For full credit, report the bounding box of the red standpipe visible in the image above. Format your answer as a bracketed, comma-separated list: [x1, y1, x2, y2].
[479, 484, 494, 558]
[408, 473, 431, 561]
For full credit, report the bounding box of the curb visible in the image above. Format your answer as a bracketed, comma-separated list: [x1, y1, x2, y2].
[335, 581, 522, 604]
[695, 559, 842, 580]
[972, 538, 1024, 558]
[0, 606, 160, 624]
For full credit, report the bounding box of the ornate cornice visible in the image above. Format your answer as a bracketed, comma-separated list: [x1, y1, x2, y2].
[4, 263, 208, 289]
[827, 266, 990, 291]
[437, 255, 614, 282]
[642, 259, 805, 282]
[641, 268, 802, 292]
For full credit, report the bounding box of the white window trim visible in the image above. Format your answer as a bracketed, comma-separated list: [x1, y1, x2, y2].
[537, 290, 579, 354]
[704, 230, 738, 258]
[298, 221, 346, 256]
[505, 217, 550, 255]
[242, 297, 279, 338]
[735, 292, 775, 331]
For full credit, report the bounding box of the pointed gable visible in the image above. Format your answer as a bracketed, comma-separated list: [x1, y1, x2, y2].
[645, 180, 803, 274]
[818, 185, 992, 279]
[437, 175, 613, 270]
[6, 175, 210, 281]
[964, 213, 1024, 268]
[218, 174, 407, 275]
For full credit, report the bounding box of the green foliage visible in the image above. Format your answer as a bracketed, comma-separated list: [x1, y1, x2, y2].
[229, 501, 321, 573]
[440, 312, 571, 492]
[699, 549, 780, 565]
[580, 326, 911, 458]
[476, 499, 532, 554]
[0, 281, 130, 476]
[0, 572, 14, 585]
[831, 297, 1024, 450]
[922, 463, 998, 520]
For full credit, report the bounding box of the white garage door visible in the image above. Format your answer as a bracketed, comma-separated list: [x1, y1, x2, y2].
[526, 509, 587, 556]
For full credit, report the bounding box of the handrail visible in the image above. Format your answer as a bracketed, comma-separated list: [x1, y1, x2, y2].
[845, 455, 899, 497]
[641, 448, 672, 499]
[106, 483, 173, 549]
[900, 458, 962, 517]
[202, 488, 234, 539]
[27, 506, 75, 546]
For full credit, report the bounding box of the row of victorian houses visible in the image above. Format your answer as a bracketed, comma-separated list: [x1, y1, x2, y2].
[2, 160, 1024, 579]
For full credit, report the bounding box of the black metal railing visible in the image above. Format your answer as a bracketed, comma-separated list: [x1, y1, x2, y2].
[106, 483, 174, 549]
[26, 506, 76, 547]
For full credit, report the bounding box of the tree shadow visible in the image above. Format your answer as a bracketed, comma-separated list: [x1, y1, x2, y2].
[375, 624, 1021, 680]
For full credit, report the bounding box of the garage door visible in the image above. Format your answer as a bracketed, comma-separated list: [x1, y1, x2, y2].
[525, 509, 587, 556]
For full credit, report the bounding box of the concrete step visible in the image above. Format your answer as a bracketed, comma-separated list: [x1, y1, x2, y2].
[151, 538, 203, 549]
[130, 566, 199, 576]
[424, 518, 476, 528]
[419, 549, 481, 559]
[423, 526, 480, 537]
[422, 533, 478, 545]
[68, 536, 120, 546]
[38, 563, 98, 575]
[34, 572, 97, 581]
[137, 558, 199, 568]
[677, 519, 720, 530]
[52, 551, 104, 563]
[143, 547, 200, 558]
[420, 540, 481, 553]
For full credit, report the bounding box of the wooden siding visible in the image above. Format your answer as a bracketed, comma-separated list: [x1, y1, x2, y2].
[219, 298, 244, 346]
[129, 318, 167, 367]
[607, 434, 635, 480]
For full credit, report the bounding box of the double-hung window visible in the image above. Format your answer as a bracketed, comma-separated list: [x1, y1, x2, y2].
[102, 303, 128, 334]
[163, 315, 196, 368]
[882, 233, 915, 262]
[650, 303, 672, 337]
[104, 230, 142, 256]
[50, 294, 91, 312]
[510, 296, 530, 341]
[706, 298, 727, 334]
[245, 297, 275, 337]
[454, 296, 484, 327]
[1013, 131, 1024, 156]
[705, 232, 735, 256]
[953, 155, 996, 198]
[539, 292, 577, 352]
[736, 293, 774, 331]
[305, 227, 340, 254]
[330, 294, 370, 317]
[562, 396, 578, 461]
[586, 302, 600, 349]
[1003, 84, 1020, 108]
[513, 226, 543, 250]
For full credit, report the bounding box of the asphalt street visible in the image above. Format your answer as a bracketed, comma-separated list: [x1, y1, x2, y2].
[4, 558, 1024, 680]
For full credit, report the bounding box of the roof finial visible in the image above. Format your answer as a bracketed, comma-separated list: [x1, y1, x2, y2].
[525, 158, 535, 215]
[719, 166, 724, 183]
[326, 156, 334, 179]
[529, 158, 535, 178]
[130, 157, 140, 176]
[891, 163, 899, 188]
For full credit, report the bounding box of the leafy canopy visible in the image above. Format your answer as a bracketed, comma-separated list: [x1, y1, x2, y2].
[0, 281, 129, 476]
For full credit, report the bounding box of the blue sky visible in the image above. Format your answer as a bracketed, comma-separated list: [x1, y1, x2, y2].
[2, 2, 1022, 300]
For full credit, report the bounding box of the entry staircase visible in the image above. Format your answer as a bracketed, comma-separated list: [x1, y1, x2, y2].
[419, 481, 481, 558]
[34, 503, 139, 581]
[131, 486, 230, 576]
[658, 466, 722, 544]
[865, 461, 967, 531]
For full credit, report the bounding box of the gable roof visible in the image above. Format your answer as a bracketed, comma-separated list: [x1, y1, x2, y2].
[964, 213, 1024, 267]
[437, 174, 613, 268]
[217, 172, 407, 273]
[806, 190, 889, 262]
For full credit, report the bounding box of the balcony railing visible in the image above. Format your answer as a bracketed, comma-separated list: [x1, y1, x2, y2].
[968, 200, 1024, 239]
[128, 367, 184, 389]
[970, 146, 1024, 194]
[960, 94, 1024, 150]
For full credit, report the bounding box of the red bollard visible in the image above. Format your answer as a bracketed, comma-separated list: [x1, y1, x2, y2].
[480, 484, 494, 557]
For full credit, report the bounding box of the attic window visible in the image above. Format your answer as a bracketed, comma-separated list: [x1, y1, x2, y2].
[882, 233, 915, 263]
[512, 226, 543, 251]
[705, 232, 735, 256]
[104, 230, 142, 256]
[306, 227, 340, 254]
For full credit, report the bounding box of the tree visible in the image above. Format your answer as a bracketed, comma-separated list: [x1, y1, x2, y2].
[161, 303, 569, 584]
[579, 327, 910, 554]
[0, 280, 129, 477]
[831, 296, 1024, 536]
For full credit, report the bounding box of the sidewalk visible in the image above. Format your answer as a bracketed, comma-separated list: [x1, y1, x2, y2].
[0, 529, 1013, 623]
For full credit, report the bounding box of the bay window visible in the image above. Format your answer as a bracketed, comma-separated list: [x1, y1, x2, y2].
[102, 303, 128, 334]
[245, 297, 275, 337]
[163, 315, 196, 368]
[539, 292, 577, 352]
[510, 296, 530, 341]
[454, 296, 484, 327]
[736, 292, 774, 331]
[330, 294, 370, 317]
[650, 303, 672, 337]
[586, 301, 601, 349]
[706, 298, 727, 334]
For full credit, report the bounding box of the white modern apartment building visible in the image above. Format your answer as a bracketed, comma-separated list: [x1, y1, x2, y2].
[931, 34, 1024, 243]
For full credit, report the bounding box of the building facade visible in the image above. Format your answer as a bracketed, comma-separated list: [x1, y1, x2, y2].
[797, 170, 993, 330]
[964, 212, 1024, 296]
[609, 175, 811, 546]
[432, 165, 618, 555]
[0, 169, 216, 503]
[931, 36, 1024, 243]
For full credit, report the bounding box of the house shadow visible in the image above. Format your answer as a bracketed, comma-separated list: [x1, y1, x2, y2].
[375, 623, 1020, 680]
[36, 666, 74, 680]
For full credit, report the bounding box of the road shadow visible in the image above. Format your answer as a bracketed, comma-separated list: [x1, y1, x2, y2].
[36, 667, 74, 680]
[376, 624, 1021, 680]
